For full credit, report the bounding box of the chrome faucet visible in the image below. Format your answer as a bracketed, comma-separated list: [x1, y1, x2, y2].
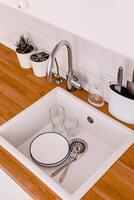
[46, 40, 82, 91]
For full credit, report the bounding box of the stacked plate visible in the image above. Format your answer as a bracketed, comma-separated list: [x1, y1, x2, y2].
[29, 132, 70, 167]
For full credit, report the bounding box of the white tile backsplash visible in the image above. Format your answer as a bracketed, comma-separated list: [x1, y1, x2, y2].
[55, 28, 84, 53]
[84, 39, 120, 69]
[0, 6, 133, 102]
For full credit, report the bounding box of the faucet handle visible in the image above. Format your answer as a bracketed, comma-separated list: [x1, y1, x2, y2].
[67, 73, 82, 91]
[70, 74, 82, 90]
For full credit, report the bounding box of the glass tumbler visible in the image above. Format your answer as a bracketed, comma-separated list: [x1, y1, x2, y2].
[64, 117, 79, 138]
[88, 76, 104, 107]
[49, 105, 65, 133]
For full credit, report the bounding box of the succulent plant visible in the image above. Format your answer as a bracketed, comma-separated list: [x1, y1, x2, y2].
[16, 34, 34, 54]
[30, 51, 49, 62]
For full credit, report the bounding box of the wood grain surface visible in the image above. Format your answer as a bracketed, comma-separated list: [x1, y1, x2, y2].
[0, 43, 133, 200]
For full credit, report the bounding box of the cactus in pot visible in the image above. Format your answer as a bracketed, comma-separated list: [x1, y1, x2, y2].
[30, 51, 49, 77]
[15, 34, 35, 69]
[30, 51, 49, 62]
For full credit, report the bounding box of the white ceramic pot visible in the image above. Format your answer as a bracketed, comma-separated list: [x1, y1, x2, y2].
[108, 84, 134, 124]
[16, 47, 35, 69]
[30, 51, 49, 77]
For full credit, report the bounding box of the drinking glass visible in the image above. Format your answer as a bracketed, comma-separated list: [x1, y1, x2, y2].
[49, 105, 65, 133]
[88, 75, 104, 107]
[64, 117, 79, 138]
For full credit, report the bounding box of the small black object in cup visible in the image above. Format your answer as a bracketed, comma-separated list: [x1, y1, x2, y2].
[127, 81, 134, 96]
[110, 84, 134, 100]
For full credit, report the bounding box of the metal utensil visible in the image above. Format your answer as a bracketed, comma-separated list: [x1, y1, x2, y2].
[59, 139, 88, 183]
[51, 148, 77, 177]
[127, 69, 134, 96]
[59, 148, 77, 183]
[114, 66, 123, 93]
[51, 138, 88, 179]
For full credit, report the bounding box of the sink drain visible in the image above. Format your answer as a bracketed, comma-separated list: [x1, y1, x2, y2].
[87, 116, 94, 124]
[69, 138, 88, 154]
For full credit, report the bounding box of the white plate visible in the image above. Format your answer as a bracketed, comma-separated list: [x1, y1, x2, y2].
[30, 132, 70, 166]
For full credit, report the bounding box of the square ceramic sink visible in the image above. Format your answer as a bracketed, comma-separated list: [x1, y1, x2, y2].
[0, 87, 133, 200]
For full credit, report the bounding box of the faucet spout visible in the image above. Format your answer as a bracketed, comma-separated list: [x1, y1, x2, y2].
[46, 40, 82, 91]
[46, 55, 54, 82]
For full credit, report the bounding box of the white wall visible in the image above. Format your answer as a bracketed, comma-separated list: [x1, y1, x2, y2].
[1, 0, 134, 59]
[0, 3, 133, 102]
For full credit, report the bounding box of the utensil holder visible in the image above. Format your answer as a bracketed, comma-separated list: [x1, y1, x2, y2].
[109, 84, 134, 124]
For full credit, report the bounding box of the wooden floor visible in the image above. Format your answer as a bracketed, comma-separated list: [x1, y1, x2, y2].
[0, 43, 134, 200]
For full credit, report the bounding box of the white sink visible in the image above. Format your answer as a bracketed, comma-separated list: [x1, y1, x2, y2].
[0, 87, 133, 200]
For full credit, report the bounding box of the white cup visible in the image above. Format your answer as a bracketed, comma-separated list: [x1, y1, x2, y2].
[109, 84, 134, 124]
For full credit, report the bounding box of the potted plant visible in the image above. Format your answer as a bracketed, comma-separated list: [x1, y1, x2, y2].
[30, 51, 49, 77]
[15, 34, 35, 69]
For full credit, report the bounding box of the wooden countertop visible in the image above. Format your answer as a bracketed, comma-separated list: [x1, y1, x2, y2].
[0, 43, 133, 200]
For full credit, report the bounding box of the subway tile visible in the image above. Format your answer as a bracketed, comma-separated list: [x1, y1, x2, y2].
[28, 30, 56, 52]
[74, 52, 101, 75]
[55, 28, 84, 53]
[0, 4, 55, 40]
[25, 19, 55, 40]
[124, 58, 134, 78]
[84, 39, 119, 69]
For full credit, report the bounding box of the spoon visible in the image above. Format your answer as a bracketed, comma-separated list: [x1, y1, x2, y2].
[51, 148, 77, 177]
[51, 138, 88, 178]
[127, 69, 134, 96]
[59, 148, 77, 183]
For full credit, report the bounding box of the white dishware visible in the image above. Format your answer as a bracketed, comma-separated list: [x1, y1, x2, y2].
[30, 132, 70, 167]
[109, 84, 134, 124]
